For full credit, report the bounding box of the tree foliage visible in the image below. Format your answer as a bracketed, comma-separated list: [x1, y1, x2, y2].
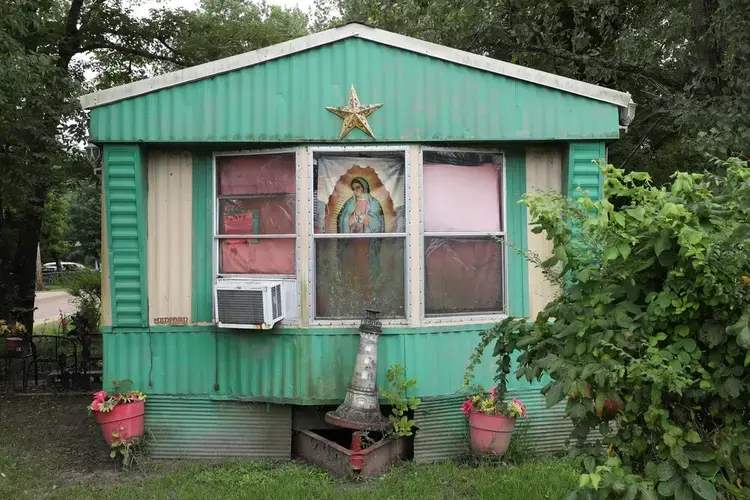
[327, 0, 749, 182]
[469, 158, 750, 498]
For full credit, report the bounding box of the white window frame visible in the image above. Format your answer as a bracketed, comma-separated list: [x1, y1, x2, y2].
[308, 145, 411, 326]
[419, 146, 509, 323]
[212, 148, 301, 285]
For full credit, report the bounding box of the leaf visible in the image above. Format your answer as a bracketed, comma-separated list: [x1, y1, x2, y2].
[579, 474, 591, 488]
[619, 243, 632, 259]
[739, 454, 750, 469]
[728, 315, 750, 349]
[672, 446, 690, 469]
[545, 383, 565, 408]
[745, 352, 750, 367]
[676, 480, 694, 500]
[110, 450, 117, 458]
[684, 446, 715, 462]
[654, 233, 671, 256]
[658, 460, 677, 481]
[624, 484, 639, 500]
[686, 473, 716, 500]
[682, 339, 697, 353]
[658, 477, 682, 496]
[685, 430, 702, 444]
[603, 246, 620, 261]
[590, 473, 601, 490]
[724, 378, 742, 398]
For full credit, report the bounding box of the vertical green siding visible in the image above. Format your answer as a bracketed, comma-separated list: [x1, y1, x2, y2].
[506, 149, 529, 317]
[103, 145, 148, 327]
[566, 141, 606, 200]
[90, 38, 621, 143]
[192, 153, 213, 322]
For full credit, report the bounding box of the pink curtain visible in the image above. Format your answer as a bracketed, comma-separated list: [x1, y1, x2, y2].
[425, 238, 503, 314]
[423, 162, 501, 232]
[220, 198, 294, 235]
[218, 154, 295, 195]
[220, 239, 295, 275]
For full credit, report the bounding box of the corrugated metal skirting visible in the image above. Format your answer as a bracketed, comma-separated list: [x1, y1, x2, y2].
[145, 396, 292, 459]
[413, 389, 574, 463]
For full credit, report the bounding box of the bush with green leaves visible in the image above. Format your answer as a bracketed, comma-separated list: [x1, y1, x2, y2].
[61, 269, 101, 334]
[469, 158, 750, 499]
[379, 362, 421, 437]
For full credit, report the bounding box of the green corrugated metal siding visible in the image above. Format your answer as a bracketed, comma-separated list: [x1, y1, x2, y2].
[505, 149, 529, 317]
[413, 395, 468, 463]
[413, 389, 575, 463]
[145, 396, 291, 459]
[90, 38, 621, 143]
[567, 141, 606, 200]
[104, 145, 148, 327]
[191, 153, 213, 322]
[103, 325, 497, 403]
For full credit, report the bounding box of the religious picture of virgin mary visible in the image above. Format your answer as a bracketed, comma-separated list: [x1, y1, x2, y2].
[314, 154, 406, 318]
[336, 177, 385, 234]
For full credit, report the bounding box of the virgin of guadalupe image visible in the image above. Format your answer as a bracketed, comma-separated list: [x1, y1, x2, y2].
[336, 177, 385, 284]
[336, 177, 385, 234]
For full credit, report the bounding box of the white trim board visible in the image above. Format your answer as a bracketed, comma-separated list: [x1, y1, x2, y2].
[79, 23, 636, 126]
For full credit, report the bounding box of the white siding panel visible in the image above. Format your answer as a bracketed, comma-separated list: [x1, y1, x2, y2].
[526, 147, 563, 318]
[147, 151, 193, 324]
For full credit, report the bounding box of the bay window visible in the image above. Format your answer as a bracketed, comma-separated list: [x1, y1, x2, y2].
[422, 150, 506, 317]
[311, 148, 408, 320]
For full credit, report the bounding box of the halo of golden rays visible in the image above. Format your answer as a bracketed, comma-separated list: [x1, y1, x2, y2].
[324, 165, 399, 233]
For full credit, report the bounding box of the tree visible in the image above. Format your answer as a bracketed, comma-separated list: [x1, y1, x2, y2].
[326, 0, 749, 183]
[0, 0, 309, 332]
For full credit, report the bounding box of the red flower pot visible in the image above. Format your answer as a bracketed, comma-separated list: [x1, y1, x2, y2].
[95, 400, 145, 444]
[469, 411, 516, 455]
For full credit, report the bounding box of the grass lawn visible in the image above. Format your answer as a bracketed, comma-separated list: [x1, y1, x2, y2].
[0, 395, 579, 499]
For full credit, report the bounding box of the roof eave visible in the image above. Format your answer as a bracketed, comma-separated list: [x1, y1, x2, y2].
[79, 23, 635, 126]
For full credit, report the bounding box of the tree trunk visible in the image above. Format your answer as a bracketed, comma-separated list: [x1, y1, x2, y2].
[691, 0, 726, 81]
[11, 187, 47, 335]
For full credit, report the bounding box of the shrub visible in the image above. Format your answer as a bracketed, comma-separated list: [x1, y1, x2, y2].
[61, 269, 101, 334]
[470, 158, 750, 499]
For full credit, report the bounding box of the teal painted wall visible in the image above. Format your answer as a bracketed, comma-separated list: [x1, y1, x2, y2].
[90, 38, 621, 143]
[191, 153, 213, 322]
[566, 141, 607, 199]
[103, 145, 148, 327]
[103, 324, 502, 404]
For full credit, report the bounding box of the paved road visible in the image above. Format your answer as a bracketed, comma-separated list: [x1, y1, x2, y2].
[34, 291, 75, 324]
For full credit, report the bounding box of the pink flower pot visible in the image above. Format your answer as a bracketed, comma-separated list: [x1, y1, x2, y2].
[94, 400, 145, 444]
[469, 411, 516, 455]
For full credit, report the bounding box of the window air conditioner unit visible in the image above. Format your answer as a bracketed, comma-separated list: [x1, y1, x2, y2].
[214, 279, 284, 329]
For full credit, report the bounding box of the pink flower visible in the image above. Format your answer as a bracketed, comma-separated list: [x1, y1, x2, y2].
[512, 398, 528, 418]
[93, 391, 107, 400]
[90, 397, 104, 412]
[461, 399, 474, 415]
[489, 386, 497, 401]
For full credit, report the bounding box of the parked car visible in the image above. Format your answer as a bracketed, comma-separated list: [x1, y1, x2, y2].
[42, 262, 87, 273]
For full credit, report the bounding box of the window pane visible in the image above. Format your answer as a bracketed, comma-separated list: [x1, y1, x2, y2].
[315, 238, 405, 319]
[423, 152, 502, 232]
[218, 153, 295, 195]
[219, 196, 295, 235]
[314, 153, 406, 234]
[425, 237, 504, 315]
[220, 239, 295, 274]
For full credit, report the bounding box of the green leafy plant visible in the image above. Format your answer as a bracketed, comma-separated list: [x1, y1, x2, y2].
[109, 432, 144, 470]
[61, 269, 101, 335]
[379, 362, 421, 436]
[468, 158, 750, 499]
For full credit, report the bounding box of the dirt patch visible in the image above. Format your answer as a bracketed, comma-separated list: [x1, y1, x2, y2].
[0, 394, 111, 475]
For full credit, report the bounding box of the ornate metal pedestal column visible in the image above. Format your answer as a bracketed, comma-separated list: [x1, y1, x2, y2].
[325, 309, 390, 430]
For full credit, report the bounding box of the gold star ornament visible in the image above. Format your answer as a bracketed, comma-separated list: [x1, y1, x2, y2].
[326, 85, 383, 140]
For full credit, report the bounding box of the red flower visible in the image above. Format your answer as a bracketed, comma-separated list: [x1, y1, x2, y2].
[489, 386, 497, 401]
[461, 399, 474, 415]
[93, 390, 107, 401]
[512, 398, 528, 418]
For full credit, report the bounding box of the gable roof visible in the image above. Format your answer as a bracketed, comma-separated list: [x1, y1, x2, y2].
[80, 23, 636, 127]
